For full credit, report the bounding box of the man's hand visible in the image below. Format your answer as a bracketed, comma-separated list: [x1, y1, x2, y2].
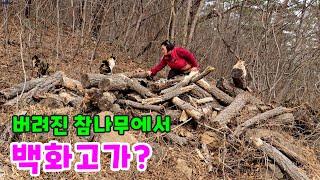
[146, 70, 154, 80]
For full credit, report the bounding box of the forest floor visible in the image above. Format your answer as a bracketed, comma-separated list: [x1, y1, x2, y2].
[0, 26, 319, 180]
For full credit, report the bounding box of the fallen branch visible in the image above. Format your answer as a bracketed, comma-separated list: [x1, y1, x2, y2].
[142, 84, 196, 105]
[4, 71, 64, 106]
[233, 107, 293, 137]
[172, 97, 203, 120]
[251, 137, 309, 180]
[246, 129, 320, 178]
[213, 92, 252, 126]
[127, 93, 143, 102]
[118, 99, 164, 112]
[0, 77, 45, 100]
[161, 66, 215, 94]
[127, 78, 156, 98]
[196, 79, 234, 105]
[190, 84, 212, 98]
[148, 77, 184, 92]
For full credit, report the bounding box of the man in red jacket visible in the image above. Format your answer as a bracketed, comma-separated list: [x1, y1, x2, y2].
[147, 40, 199, 79]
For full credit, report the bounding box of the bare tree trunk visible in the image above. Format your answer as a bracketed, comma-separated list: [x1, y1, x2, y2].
[56, 0, 60, 60]
[170, 0, 176, 41]
[91, 0, 107, 40]
[182, 0, 192, 46]
[187, 0, 205, 48]
[71, 0, 75, 33]
[130, 1, 144, 49]
[80, 0, 87, 46]
[2, 0, 9, 46]
[25, 0, 32, 18]
[123, 2, 136, 50]
[167, 0, 176, 41]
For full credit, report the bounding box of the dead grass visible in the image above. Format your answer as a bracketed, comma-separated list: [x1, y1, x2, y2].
[0, 20, 319, 180]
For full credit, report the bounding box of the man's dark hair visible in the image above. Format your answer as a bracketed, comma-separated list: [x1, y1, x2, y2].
[161, 40, 175, 51]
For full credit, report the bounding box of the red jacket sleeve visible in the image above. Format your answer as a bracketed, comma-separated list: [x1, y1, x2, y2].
[150, 57, 167, 76]
[176, 47, 199, 68]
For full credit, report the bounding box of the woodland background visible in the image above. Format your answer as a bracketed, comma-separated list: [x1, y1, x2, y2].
[0, 0, 319, 179]
[1, 0, 319, 109]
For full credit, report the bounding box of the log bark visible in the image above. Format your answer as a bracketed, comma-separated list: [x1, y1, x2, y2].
[270, 139, 320, 178]
[213, 92, 252, 126]
[81, 73, 109, 88]
[190, 84, 211, 98]
[251, 137, 309, 180]
[233, 107, 293, 137]
[122, 69, 149, 78]
[59, 92, 83, 107]
[0, 77, 45, 100]
[127, 93, 142, 102]
[148, 77, 184, 92]
[190, 87, 224, 111]
[142, 84, 196, 105]
[210, 77, 259, 104]
[247, 129, 320, 178]
[33, 73, 64, 98]
[39, 93, 65, 108]
[83, 89, 117, 111]
[160, 71, 198, 94]
[97, 92, 117, 111]
[61, 76, 84, 94]
[98, 74, 129, 91]
[273, 113, 294, 124]
[127, 78, 156, 98]
[4, 71, 64, 106]
[172, 97, 203, 120]
[196, 97, 215, 104]
[84, 88, 103, 108]
[200, 103, 214, 119]
[187, 95, 198, 107]
[160, 66, 215, 94]
[110, 103, 123, 114]
[196, 79, 234, 105]
[216, 77, 244, 97]
[118, 99, 164, 112]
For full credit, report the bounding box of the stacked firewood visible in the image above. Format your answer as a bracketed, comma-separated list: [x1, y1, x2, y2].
[0, 67, 318, 179]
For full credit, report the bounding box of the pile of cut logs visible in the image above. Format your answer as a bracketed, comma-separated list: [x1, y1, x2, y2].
[0, 67, 318, 179]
